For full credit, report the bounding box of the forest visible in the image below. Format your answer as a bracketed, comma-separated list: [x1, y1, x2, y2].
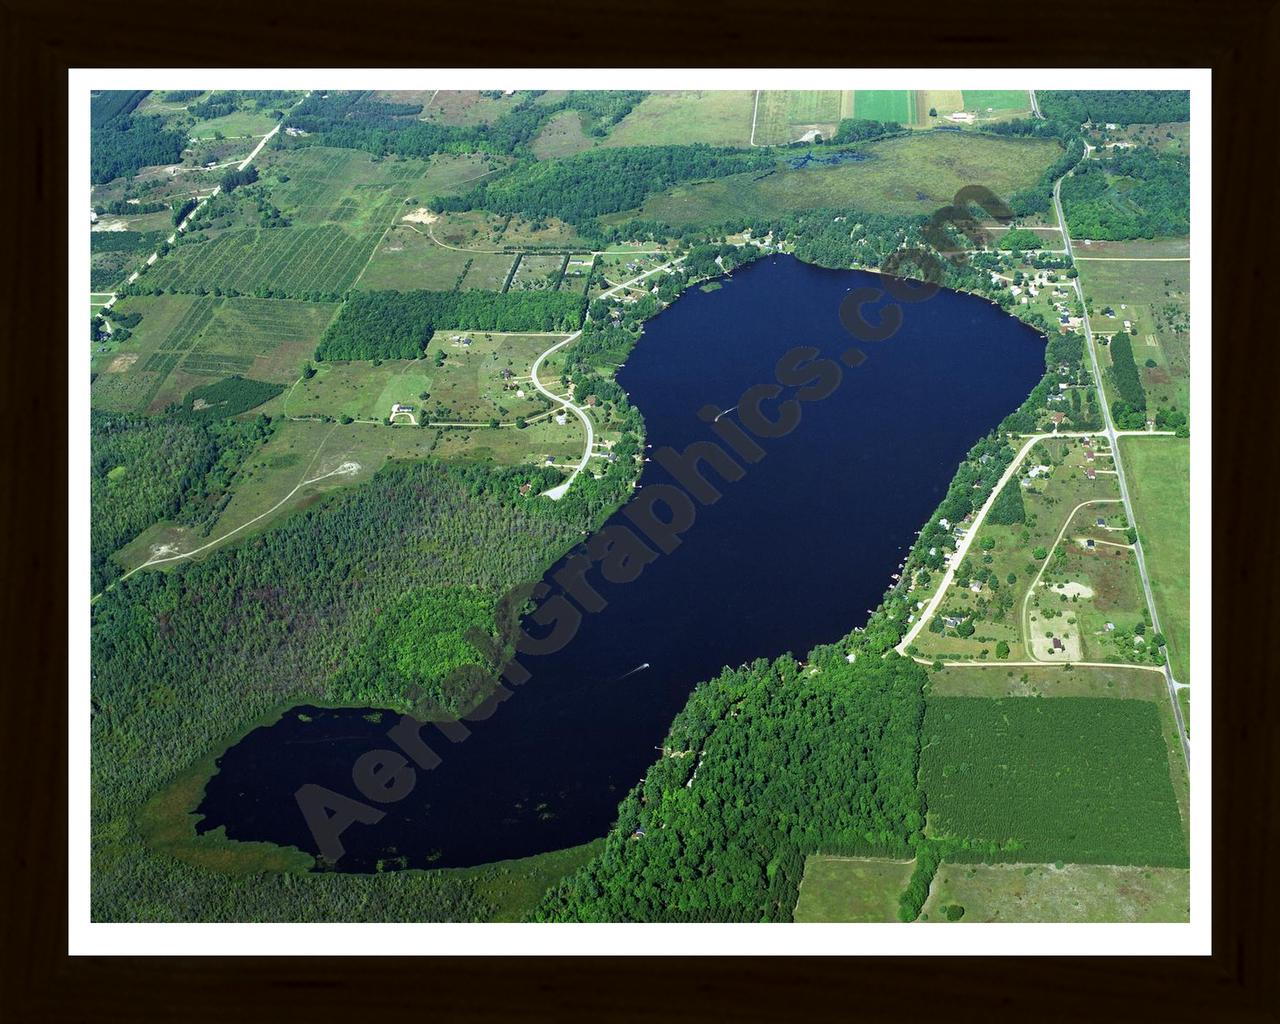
[1060, 146, 1190, 239]
[172, 375, 284, 420]
[1106, 332, 1149, 429]
[89, 411, 273, 592]
[316, 289, 586, 360]
[91, 458, 597, 921]
[91, 91, 186, 184]
[833, 118, 902, 144]
[535, 652, 926, 921]
[438, 145, 776, 228]
[1038, 90, 1190, 125]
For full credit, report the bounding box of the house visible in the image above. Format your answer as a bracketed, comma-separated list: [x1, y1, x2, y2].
[555, 412, 568, 426]
[391, 403, 414, 415]
[1096, 517, 1106, 527]
[970, 582, 982, 593]
[1105, 622, 1116, 631]
[1052, 412, 1066, 426]
[1085, 468, 1097, 480]
[1086, 539, 1096, 549]
[499, 368, 514, 380]
[585, 395, 598, 407]
[519, 483, 532, 496]
[545, 456, 556, 465]
[1084, 447, 1096, 461]
[943, 616, 964, 628]
[1051, 637, 1065, 652]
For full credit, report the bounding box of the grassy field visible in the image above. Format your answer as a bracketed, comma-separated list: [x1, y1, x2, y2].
[417, 90, 532, 127]
[753, 91, 843, 145]
[187, 109, 278, 140]
[920, 696, 1188, 865]
[1119, 436, 1191, 682]
[921, 862, 1188, 923]
[792, 856, 915, 922]
[1079, 255, 1190, 415]
[914, 90, 964, 125]
[635, 132, 1062, 224]
[357, 223, 477, 291]
[531, 110, 596, 160]
[962, 90, 1031, 115]
[929, 663, 1165, 701]
[288, 331, 560, 424]
[603, 91, 756, 148]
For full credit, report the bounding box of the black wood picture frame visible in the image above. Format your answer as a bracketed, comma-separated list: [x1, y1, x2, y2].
[3, 1, 1274, 1018]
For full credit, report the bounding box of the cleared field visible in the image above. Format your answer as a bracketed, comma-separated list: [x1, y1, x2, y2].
[144, 224, 380, 297]
[603, 91, 756, 148]
[357, 222, 476, 291]
[263, 148, 496, 228]
[418, 90, 531, 127]
[187, 110, 277, 139]
[462, 252, 522, 292]
[192, 297, 338, 382]
[1079, 255, 1189, 416]
[636, 132, 1062, 223]
[792, 856, 915, 923]
[920, 696, 1188, 865]
[510, 254, 567, 292]
[753, 91, 843, 145]
[928, 663, 1166, 701]
[921, 863, 1188, 923]
[853, 90, 915, 123]
[290, 332, 561, 425]
[432, 416, 584, 467]
[531, 110, 596, 160]
[962, 90, 1031, 115]
[915, 90, 964, 125]
[1119, 436, 1191, 683]
[1076, 237, 1190, 258]
[284, 360, 433, 422]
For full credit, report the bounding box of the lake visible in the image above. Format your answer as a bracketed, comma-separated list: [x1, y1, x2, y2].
[196, 254, 1046, 870]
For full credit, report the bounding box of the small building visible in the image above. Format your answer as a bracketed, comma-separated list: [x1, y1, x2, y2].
[1105, 622, 1116, 631]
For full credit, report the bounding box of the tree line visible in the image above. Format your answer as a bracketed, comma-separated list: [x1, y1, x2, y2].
[1038, 90, 1190, 125]
[535, 652, 927, 921]
[434, 144, 776, 228]
[316, 289, 586, 360]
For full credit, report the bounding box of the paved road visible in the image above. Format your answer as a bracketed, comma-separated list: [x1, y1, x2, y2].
[1029, 89, 1042, 118]
[896, 430, 1073, 654]
[1053, 171, 1191, 766]
[530, 257, 685, 499]
[123, 95, 307, 288]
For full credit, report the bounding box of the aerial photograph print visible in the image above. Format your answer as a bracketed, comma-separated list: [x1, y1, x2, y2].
[78, 73, 1203, 948]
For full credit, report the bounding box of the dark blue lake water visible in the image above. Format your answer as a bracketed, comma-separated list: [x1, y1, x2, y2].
[196, 255, 1045, 870]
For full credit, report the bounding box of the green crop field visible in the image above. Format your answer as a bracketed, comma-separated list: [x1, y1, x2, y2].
[854, 90, 916, 123]
[752, 91, 844, 145]
[1119, 436, 1191, 683]
[635, 132, 1061, 223]
[920, 696, 1188, 866]
[921, 862, 1188, 923]
[962, 90, 1031, 113]
[792, 856, 915, 922]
